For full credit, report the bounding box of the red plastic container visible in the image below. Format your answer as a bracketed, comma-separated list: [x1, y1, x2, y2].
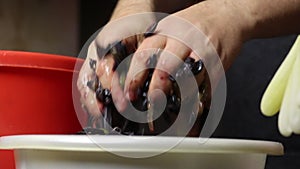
[0, 51, 86, 169]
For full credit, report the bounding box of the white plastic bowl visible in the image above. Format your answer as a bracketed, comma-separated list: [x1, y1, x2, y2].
[0, 135, 283, 169]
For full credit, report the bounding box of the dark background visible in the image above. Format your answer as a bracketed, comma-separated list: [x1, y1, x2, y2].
[79, 1, 300, 169]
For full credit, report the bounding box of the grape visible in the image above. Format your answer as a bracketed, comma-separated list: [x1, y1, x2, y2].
[174, 58, 193, 80]
[143, 80, 150, 91]
[185, 57, 195, 64]
[89, 58, 97, 71]
[166, 94, 181, 114]
[86, 75, 99, 91]
[147, 54, 158, 68]
[192, 60, 203, 75]
[144, 22, 157, 38]
[96, 88, 112, 106]
[169, 75, 175, 83]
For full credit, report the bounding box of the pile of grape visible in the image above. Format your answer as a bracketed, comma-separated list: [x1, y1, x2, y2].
[78, 26, 210, 136]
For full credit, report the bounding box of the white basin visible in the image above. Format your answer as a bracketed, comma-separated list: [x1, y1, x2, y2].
[0, 135, 283, 169]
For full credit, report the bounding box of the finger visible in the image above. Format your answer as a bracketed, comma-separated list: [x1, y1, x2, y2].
[77, 41, 103, 118]
[124, 35, 167, 101]
[95, 52, 123, 114]
[96, 35, 135, 87]
[95, 15, 156, 57]
[96, 55, 115, 89]
[149, 38, 191, 99]
[80, 94, 103, 119]
[77, 41, 98, 94]
[95, 37, 137, 112]
[111, 71, 128, 112]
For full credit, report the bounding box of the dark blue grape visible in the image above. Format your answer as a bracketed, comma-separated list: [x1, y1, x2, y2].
[89, 58, 97, 70]
[96, 88, 112, 105]
[144, 22, 157, 38]
[141, 97, 149, 111]
[166, 94, 181, 114]
[171, 57, 204, 81]
[132, 93, 148, 111]
[147, 54, 158, 68]
[185, 57, 195, 64]
[142, 91, 148, 98]
[87, 80, 95, 91]
[87, 75, 99, 91]
[95, 88, 102, 100]
[192, 60, 203, 75]
[175, 62, 192, 79]
[169, 74, 176, 82]
[143, 79, 150, 91]
[183, 62, 193, 75]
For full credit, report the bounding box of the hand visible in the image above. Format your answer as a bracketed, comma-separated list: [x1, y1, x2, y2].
[117, 1, 248, 135]
[77, 0, 254, 135]
[77, 1, 156, 128]
[123, 0, 251, 126]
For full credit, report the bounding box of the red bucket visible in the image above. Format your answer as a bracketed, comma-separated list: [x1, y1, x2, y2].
[0, 51, 86, 169]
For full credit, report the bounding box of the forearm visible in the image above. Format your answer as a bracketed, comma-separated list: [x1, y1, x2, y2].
[110, 0, 155, 20]
[153, 0, 202, 13]
[237, 0, 300, 39]
[111, 0, 201, 20]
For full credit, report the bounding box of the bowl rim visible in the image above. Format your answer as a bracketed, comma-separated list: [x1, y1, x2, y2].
[0, 135, 284, 156]
[0, 50, 83, 72]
